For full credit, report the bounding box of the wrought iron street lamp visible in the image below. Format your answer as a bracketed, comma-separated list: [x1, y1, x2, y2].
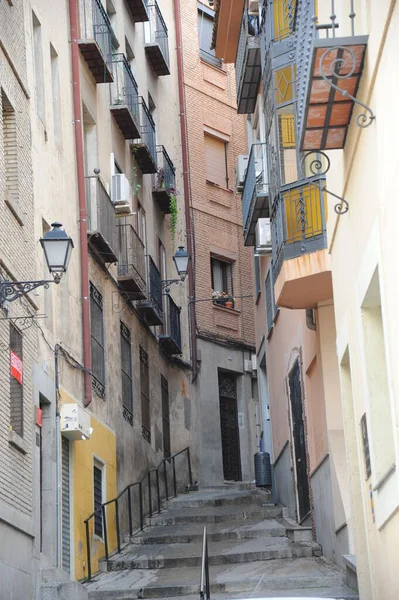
[0, 222, 74, 306]
[161, 246, 190, 291]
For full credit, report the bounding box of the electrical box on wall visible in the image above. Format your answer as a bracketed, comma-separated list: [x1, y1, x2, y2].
[60, 403, 92, 441]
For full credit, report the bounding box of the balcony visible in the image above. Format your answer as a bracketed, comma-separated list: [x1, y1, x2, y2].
[159, 295, 182, 355]
[235, 8, 261, 114]
[242, 143, 269, 247]
[110, 54, 140, 140]
[271, 179, 332, 309]
[86, 176, 119, 264]
[296, 0, 370, 151]
[78, 0, 114, 84]
[125, 0, 149, 23]
[130, 98, 157, 174]
[118, 224, 146, 299]
[136, 256, 163, 326]
[144, 2, 170, 76]
[152, 146, 176, 214]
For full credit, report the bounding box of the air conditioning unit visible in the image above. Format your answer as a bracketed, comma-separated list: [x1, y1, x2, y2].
[111, 173, 131, 215]
[236, 155, 249, 193]
[255, 218, 272, 256]
[60, 403, 92, 441]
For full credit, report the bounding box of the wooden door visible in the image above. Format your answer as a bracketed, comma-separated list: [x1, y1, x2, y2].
[219, 373, 241, 481]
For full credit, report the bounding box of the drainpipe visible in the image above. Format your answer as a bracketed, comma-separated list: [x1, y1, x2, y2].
[55, 344, 61, 568]
[68, 0, 92, 406]
[173, 0, 198, 379]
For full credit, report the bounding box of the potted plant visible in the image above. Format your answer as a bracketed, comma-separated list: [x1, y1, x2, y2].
[212, 291, 234, 308]
[225, 297, 234, 309]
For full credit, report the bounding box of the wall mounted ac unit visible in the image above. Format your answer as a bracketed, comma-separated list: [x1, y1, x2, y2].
[255, 218, 272, 256]
[236, 155, 249, 193]
[60, 403, 92, 441]
[111, 173, 131, 215]
[251, 354, 257, 371]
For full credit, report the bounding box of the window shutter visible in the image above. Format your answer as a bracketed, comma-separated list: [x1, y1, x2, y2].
[205, 135, 227, 188]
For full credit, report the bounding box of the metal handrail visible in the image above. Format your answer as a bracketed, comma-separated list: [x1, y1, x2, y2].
[200, 526, 210, 599]
[84, 446, 193, 580]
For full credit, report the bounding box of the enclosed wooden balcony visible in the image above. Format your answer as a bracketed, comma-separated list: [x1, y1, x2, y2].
[296, 1, 371, 151]
[272, 179, 332, 309]
[85, 176, 119, 264]
[159, 295, 182, 355]
[152, 146, 175, 214]
[235, 9, 261, 114]
[118, 224, 146, 299]
[110, 54, 140, 140]
[78, 0, 113, 84]
[125, 0, 149, 22]
[144, 2, 170, 76]
[136, 256, 163, 326]
[242, 143, 269, 246]
[130, 98, 157, 174]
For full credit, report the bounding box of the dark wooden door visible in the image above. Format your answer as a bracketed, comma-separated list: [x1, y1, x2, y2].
[219, 373, 241, 481]
[289, 360, 310, 521]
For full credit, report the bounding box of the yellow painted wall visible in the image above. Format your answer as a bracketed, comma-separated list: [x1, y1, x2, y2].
[60, 390, 117, 581]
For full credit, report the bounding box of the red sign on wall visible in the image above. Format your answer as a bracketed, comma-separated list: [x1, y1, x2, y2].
[10, 350, 23, 384]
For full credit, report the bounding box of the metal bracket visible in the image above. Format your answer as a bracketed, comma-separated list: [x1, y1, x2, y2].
[319, 45, 375, 128]
[0, 280, 53, 306]
[161, 278, 183, 292]
[300, 151, 349, 214]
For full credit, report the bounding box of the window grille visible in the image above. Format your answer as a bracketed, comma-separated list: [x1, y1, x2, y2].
[140, 347, 150, 443]
[90, 282, 105, 398]
[93, 464, 103, 537]
[121, 321, 133, 424]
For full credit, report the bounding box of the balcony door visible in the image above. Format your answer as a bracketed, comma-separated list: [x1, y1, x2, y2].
[288, 360, 310, 522]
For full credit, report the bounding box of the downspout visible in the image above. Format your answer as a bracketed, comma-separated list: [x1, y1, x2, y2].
[173, 0, 198, 379]
[55, 344, 61, 568]
[68, 0, 92, 406]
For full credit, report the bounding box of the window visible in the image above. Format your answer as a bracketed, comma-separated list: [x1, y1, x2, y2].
[137, 203, 147, 250]
[272, 0, 297, 42]
[265, 269, 278, 334]
[204, 134, 228, 188]
[254, 252, 261, 299]
[161, 375, 171, 458]
[50, 44, 62, 146]
[277, 105, 297, 185]
[90, 283, 105, 398]
[140, 347, 150, 443]
[10, 324, 23, 436]
[93, 461, 104, 537]
[120, 322, 133, 423]
[2, 90, 21, 222]
[197, 4, 222, 68]
[211, 257, 233, 296]
[32, 11, 45, 121]
[82, 104, 97, 176]
[126, 37, 134, 63]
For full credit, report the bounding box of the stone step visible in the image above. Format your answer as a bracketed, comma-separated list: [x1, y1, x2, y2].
[164, 488, 271, 509]
[130, 518, 287, 545]
[105, 538, 320, 571]
[141, 591, 359, 600]
[147, 504, 286, 527]
[86, 557, 348, 599]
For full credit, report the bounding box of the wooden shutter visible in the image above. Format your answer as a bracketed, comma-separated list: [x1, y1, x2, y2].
[205, 135, 227, 188]
[61, 436, 70, 572]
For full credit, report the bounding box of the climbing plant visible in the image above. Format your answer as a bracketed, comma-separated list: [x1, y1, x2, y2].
[169, 189, 178, 245]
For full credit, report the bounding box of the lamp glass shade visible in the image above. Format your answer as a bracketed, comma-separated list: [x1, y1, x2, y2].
[40, 222, 74, 282]
[173, 246, 190, 279]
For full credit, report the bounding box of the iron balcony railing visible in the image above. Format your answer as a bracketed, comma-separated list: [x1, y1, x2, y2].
[135, 97, 157, 165]
[144, 255, 163, 316]
[111, 53, 140, 124]
[242, 142, 268, 232]
[164, 294, 182, 352]
[145, 2, 170, 69]
[235, 8, 261, 114]
[80, 0, 113, 63]
[154, 146, 176, 194]
[118, 224, 146, 292]
[85, 175, 119, 261]
[84, 447, 193, 580]
[271, 178, 327, 280]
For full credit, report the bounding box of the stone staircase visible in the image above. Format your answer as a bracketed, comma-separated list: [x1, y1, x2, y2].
[85, 485, 359, 599]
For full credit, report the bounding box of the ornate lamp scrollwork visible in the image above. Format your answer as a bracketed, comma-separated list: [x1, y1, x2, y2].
[300, 150, 349, 215]
[319, 46, 375, 128]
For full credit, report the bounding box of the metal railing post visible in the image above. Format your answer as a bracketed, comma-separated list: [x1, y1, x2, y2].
[115, 499, 121, 553]
[85, 519, 92, 581]
[148, 471, 153, 518]
[102, 505, 109, 559]
[156, 468, 161, 514]
[200, 526, 211, 600]
[127, 486, 133, 537]
[187, 447, 193, 487]
[172, 455, 177, 498]
[139, 481, 144, 530]
[164, 459, 169, 501]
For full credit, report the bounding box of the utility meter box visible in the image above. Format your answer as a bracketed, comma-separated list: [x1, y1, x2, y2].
[60, 403, 92, 441]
